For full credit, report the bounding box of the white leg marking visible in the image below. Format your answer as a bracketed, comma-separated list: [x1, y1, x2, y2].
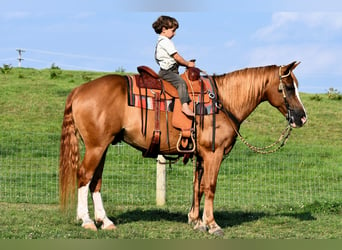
[92, 192, 115, 230]
[77, 182, 94, 228]
[92, 191, 107, 221]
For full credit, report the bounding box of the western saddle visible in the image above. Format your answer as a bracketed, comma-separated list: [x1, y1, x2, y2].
[129, 66, 215, 158]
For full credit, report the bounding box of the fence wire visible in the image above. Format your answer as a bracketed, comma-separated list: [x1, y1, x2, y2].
[0, 131, 341, 209]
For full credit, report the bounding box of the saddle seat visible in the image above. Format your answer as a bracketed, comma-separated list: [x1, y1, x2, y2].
[136, 65, 204, 98]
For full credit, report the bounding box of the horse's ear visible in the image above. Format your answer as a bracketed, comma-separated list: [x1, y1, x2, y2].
[284, 61, 301, 74]
[292, 61, 301, 71]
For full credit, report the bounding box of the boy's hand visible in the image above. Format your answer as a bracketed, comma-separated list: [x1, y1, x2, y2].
[188, 61, 195, 67]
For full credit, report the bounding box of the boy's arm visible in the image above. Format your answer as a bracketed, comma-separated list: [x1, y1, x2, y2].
[173, 53, 195, 67]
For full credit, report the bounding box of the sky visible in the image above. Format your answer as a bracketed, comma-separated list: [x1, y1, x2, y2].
[1, 0, 342, 93]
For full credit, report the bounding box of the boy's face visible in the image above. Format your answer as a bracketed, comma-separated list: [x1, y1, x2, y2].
[162, 27, 176, 39]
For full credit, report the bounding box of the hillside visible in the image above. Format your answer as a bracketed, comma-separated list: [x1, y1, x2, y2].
[1, 67, 341, 148]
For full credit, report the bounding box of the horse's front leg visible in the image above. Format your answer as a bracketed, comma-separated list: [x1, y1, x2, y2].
[201, 154, 224, 236]
[188, 157, 207, 232]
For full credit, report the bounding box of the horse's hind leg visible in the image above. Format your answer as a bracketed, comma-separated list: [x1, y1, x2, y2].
[89, 148, 116, 230]
[77, 146, 109, 231]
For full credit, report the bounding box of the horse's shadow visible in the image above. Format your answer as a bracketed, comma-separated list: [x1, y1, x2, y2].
[215, 210, 316, 228]
[109, 208, 316, 228]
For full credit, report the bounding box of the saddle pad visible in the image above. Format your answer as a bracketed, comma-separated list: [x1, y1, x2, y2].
[126, 75, 173, 111]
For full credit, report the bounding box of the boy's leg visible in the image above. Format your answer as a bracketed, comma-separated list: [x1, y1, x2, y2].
[181, 103, 195, 117]
[159, 70, 194, 117]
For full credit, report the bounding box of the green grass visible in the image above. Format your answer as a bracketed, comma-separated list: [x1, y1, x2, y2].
[0, 202, 341, 239]
[0, 67, 341, 238]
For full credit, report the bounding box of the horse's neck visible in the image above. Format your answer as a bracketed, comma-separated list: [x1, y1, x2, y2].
[215, 72, 268, 123]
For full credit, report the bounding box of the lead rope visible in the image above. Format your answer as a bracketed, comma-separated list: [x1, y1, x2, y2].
[219, 106, 292, 154]
[236, 124, 292, 154]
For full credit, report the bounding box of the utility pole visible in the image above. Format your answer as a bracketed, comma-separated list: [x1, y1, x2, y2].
[16, 48, 25, 67]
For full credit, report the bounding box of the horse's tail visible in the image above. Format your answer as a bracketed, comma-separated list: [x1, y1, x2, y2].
[59, 88, 80, 212]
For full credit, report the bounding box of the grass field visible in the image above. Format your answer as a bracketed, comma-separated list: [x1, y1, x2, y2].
[0, 202, 341, 239]
[0, 67, 341, 239]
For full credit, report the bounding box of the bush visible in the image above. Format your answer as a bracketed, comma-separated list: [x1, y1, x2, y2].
[115, 66, 126, 73]
[309, 94, 322, 101]
[49, 63, 62, 79]
[81, 73, 92, 82]
[327, 88, 342, 100]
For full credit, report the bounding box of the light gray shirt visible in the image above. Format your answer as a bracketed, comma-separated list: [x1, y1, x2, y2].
[155, 35, 177, 70]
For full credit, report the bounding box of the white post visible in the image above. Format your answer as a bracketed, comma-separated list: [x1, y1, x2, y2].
[156, 155, 166, 206]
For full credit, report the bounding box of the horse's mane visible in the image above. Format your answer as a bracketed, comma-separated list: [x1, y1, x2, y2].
[213, 65, 278, 118]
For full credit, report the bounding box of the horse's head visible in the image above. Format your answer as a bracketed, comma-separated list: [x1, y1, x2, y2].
[266, 61, 307, 128]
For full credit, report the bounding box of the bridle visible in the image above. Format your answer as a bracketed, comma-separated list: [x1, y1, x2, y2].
[278, 66, 295, 125]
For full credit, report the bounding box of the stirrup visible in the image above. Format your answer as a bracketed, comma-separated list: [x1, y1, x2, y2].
[176, 133, 196, 153]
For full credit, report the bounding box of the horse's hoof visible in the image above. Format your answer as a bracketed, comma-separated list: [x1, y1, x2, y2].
[82, 222, 97, 231]
[102, 223, 117, 230]
[208, 224, 224, 236]
[187, 213, 197, 226]
[97, 217, 116, 230]
[193, 220, 208, 233]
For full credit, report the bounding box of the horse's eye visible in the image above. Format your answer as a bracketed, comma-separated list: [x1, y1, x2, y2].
[285, 84, 295, 91]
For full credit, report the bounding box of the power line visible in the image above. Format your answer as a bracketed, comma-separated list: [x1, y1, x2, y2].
[24, 48, 120, 62]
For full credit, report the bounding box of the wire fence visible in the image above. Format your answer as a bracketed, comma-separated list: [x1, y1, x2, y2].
[0, 131, 341, 209]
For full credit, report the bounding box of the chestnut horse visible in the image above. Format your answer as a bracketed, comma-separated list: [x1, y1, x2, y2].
[59, 61, 307, 235]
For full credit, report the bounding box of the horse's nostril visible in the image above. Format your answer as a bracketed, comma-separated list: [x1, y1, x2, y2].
[301, 116, 307, 124]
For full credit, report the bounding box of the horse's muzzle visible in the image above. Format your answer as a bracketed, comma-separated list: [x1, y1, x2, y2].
[287, 110, 307, 128]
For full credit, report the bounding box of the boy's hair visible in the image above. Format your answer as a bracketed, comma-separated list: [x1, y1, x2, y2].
[152, 15, 179, 34]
